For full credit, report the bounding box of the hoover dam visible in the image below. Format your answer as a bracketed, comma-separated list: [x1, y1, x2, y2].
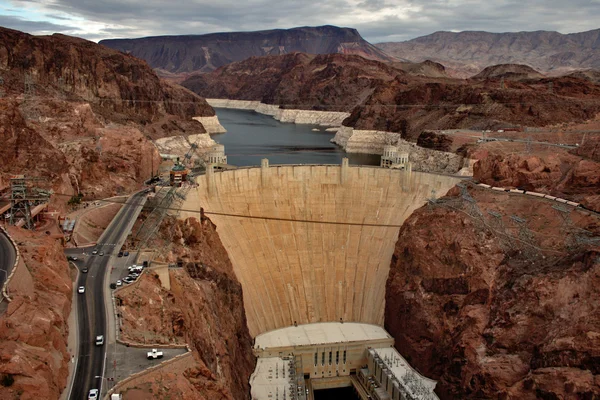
[182, 162, 462, 337]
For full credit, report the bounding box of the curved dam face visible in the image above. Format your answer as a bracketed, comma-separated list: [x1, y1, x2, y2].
[182, 164, 461, 337]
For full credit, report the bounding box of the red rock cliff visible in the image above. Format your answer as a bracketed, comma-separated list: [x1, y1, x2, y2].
[385, 186, 600, 399]
[116, 213, 254, 399]
[0, 228, 73, 400]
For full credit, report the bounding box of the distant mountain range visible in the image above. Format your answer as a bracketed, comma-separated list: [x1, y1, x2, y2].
[377, 29, 600, 78]
[100, 25, 394, 74]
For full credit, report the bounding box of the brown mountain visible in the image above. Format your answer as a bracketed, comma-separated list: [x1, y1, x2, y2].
[183, 53, 600, 140]
[377, 29, 600, 78]
[99, 25, 395, 74]
[472, 64, 545, 80]
[0, 27, 213, 201]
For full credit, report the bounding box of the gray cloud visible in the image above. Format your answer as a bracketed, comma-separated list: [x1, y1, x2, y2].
[0, 13, 78, 33]
[4, 0, 600, 43]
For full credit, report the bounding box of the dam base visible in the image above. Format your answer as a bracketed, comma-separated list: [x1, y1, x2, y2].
[250, 322, 439, 400]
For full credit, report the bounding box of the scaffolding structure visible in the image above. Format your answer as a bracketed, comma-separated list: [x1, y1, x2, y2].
[8, 175, 50, 229]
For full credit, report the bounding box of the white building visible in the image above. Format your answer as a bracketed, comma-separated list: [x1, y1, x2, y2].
[381, 145, 410, 170]
[206, 144, 227, 165]
[251, 322, 438, 400]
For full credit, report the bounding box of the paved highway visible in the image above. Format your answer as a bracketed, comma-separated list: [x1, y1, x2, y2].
[0, 228, 17, 302]
[68, 191, 146, 400]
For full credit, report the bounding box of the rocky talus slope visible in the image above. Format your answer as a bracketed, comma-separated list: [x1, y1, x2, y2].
[185, 53, 600, 141]
[0, 27, 214, 204]
[377, 29, 600, 78]
[100, 25, 394, 74]
[116, 214, 254, 399]
[0, 228, 72, 400]
[385, 186, 600, 399]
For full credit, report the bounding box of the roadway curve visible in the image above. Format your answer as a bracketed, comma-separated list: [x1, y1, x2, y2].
[0, 228, 17, 300]
[69, 192, 146, 400]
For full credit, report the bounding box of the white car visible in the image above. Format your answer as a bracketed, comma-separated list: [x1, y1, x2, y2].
[78, 286, 85, 294]
[88, 389, 99, 399]
[116, 280, 122, 286]
[95, 335, 104, 346]
[92, 249, 98, 255]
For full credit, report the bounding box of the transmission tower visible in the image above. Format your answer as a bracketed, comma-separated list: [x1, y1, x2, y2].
[486, 210, 513, 251]
[24, 73, 35, 98]
[9, 176, 49, 229]
[509, 215, 537, 257]
[526, 136, 532, 154]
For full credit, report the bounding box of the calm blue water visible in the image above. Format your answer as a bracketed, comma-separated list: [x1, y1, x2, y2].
[213, 108, 380, 167]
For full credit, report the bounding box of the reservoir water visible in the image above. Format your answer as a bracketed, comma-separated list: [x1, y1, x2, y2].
[213, 108, 380, 167]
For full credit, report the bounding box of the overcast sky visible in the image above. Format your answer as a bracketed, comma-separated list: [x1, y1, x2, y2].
[0, 0, 598, 43]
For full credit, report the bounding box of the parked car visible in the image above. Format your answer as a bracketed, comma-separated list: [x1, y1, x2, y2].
[118, 251, 123, 257]
[78, 286, 85, 294]
[67, 256, 78, 261]
[122, 277, 134, 284]
[95, 335, 104, 346]
[147, 349, 164, 360]
[92, 249, 98, 255]
[99, 251, 104, 256]
[88, 389, 99, 400]
[123, 251, 129, 256]
[116, 280, 122, 286]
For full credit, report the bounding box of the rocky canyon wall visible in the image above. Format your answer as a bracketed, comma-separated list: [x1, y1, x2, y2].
[385, 185, 600, 399]
[0, 228, 73, 400]
[115, 215, 255, 399]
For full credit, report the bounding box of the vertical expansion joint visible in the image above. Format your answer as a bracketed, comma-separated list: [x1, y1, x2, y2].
[341, 157, 349, 184]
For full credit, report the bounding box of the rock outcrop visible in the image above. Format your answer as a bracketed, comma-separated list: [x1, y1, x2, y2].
[472, 64, 545, 81]
[377, 28, 600, 78]
[385, 186, 600, 399]
[116, 214, 255, 399]
[0, 27, 215, 203]
[472, 144, 600, 211]
[100, 25, 394, 74]
[0, 228, 73, 400]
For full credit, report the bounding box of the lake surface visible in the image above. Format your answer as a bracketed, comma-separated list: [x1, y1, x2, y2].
[213, 108, 380, 167]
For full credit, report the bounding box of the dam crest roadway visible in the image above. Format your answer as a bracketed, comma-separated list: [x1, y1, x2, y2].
[181, 161, 462, 337]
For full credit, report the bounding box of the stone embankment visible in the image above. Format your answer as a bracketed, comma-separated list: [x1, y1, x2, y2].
[154, 133, 216, 159]
[332, 127, 466, 174]
[206, 99, 350, 126]
[192, 115, 227, 133]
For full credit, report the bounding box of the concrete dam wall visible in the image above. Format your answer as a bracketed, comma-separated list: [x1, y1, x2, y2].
[182, 164, 461, 337]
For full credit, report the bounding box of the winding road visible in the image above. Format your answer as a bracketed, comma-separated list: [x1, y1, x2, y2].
[0, 227, 17, 303]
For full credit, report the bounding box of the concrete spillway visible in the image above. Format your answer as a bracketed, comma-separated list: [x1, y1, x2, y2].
[182, 164, 461, 337]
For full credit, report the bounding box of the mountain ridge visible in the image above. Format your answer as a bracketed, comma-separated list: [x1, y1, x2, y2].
[377, 28, 600, 78]
[100, 25, 395, 74]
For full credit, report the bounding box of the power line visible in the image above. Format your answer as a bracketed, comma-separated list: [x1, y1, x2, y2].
[6, 93, 600, 116]
[50, 191, 407, 228]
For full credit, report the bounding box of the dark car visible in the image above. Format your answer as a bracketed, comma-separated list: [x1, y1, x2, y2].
[118, 251, 123, 257]
[67, 256, 78, 261]
[123, 251, 129, 256]
[82, 268, 88, 273]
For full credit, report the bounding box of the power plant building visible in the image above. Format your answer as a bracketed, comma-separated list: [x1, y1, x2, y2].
[251, 322, 439, 400]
